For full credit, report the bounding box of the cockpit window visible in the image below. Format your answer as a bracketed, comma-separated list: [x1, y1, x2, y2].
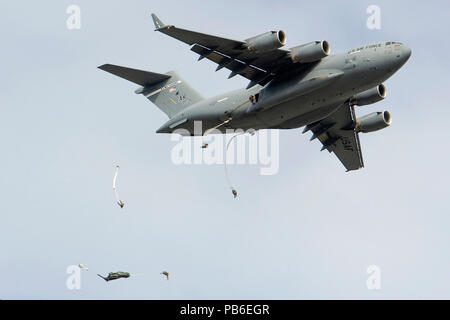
[348, 46, 364, 54]
[386, 41, 403, 45]
[348, 43, 383, 54]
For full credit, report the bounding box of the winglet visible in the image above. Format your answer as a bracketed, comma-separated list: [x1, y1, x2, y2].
[151, 13, 166, 30]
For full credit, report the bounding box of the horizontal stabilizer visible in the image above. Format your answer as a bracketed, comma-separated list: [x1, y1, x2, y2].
[98, 64, 170, 87]
[99, 63, 203, 119]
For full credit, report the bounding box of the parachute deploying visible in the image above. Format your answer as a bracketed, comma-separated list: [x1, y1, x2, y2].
[161, 271, 169, 280]
[78, 264, 89, 271]
[113, 165, 125, 208]
[224, 132, 245, 199]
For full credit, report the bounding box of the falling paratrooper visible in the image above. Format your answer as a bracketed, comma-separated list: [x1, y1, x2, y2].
[97, 271, 131, 282]
[224, 132, 246, 199]
[113, 165, 125, 208]
[160, 271, 169, 280]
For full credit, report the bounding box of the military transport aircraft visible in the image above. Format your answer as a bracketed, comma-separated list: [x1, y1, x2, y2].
[99, 14, 411, 171]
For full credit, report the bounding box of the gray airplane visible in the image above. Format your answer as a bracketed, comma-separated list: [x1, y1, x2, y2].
[99, 14, 411, 171]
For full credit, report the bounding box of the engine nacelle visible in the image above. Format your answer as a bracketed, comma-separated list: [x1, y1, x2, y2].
[351, 84, 386, 106]
[356, 111, 392, 133]
[289, 41, 330, 63]
[245, 31, 286, 52]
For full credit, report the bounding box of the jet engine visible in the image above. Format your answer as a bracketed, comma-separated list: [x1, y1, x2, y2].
[245, 31, 287, 52]
[289, 41, 330, 63]
[351, 84, 386, 106]
[356, 111, 391, 133]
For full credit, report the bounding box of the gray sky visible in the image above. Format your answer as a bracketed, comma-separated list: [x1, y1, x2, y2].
[1, 0, 449, 299]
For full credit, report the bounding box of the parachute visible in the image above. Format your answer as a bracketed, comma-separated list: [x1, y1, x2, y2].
[78, 264, 88, 271]
[202, 98, 253, 195]
[224, 132, 245, 199]
[113, 165, 125, 208]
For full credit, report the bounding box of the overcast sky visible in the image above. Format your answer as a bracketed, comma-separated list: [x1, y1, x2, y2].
[1, 0, 449, 299]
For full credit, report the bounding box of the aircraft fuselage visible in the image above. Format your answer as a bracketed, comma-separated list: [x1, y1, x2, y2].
[157, 41, 411, 135]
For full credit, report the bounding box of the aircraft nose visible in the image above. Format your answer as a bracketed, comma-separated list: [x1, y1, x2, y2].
[391, 44, 411, 71]
[402, 45, 412, 61]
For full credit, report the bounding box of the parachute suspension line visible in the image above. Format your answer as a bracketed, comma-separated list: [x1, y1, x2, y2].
[224, 131, 245, 199]
[228, 98, 252, 113]
[113, 165, 125, 208]
[199, 98, 253, 197]
[203, 118, 232, 137]
[202, 99, 251, 146]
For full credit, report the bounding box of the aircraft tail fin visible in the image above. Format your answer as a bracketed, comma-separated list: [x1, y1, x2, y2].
[99, 64, 203, 118]
[151, 13, 166, 30]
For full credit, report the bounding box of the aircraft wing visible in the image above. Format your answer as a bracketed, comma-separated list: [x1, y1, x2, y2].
[303, 103, 364, 171]
[151, 14, 313, 89]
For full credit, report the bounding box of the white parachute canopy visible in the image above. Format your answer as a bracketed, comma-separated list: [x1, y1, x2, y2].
[113, 165, 125, 208]
[224, 132, 245, 198]
[78, 264, 88, 271]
